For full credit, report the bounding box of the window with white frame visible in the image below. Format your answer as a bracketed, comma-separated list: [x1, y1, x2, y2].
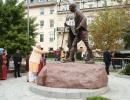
[39, 0, 46, 2]
[76, 3, 80, 10]
[87, 0, 93, 2]
[40, 20, 44, 27]
[40, 7, 44, 15]
[40, 33, 44, 42]
[48, 47, 53, 51]
[63, 4, 67, 11]
[87, 16, 94, 25]
[49, 31, 54, 42]
[30, 0, 34, 3]
[50, 7, 54, 14]
[88, 4, 93, 8]
[57, 0, 63, 2]
[50, 19, 54, 27]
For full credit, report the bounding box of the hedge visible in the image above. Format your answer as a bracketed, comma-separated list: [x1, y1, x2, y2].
[121, 63, 130, 75]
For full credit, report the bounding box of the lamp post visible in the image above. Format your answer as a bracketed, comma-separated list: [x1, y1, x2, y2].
[27, 0, 30, 37]
[96, 0, 100, 8]
[57, 1, 61, 12]
[81, 0, 86, 9]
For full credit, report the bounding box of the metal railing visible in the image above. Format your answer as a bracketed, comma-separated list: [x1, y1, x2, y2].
[112, 58, 130, 68]
[95, 57, 130, 68]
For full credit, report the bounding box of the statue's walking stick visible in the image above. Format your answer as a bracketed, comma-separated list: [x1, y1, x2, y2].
[61, 26, 66, 48]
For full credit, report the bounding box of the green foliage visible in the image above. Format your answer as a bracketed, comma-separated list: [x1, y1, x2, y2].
[45, 52, 55, 58]
[112, 0, 129, 5]
[0, 0, 37, 55]
[121, 63, 130, 75]
[85, 96, 110, 100]
[88, 8, 127, 51]
[122, 23, 130, 49]
[76, 52, 82, 60]
[108, 0, 130, 50]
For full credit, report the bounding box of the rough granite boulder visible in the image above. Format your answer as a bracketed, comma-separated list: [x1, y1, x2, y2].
[37, 61, 108, 89]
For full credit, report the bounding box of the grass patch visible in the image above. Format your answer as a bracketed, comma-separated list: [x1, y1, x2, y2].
[85, 96, 110, 100]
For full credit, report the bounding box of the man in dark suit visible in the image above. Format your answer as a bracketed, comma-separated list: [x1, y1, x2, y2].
[13, 49, 22, 78]
[103, 49, 112, 75]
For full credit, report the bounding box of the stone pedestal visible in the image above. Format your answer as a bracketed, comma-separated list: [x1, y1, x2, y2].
[37, 61, 108, 89]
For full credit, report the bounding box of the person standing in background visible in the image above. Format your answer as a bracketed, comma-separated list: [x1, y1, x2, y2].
[0, 49, 7, 80]
[37, 48, 45, 75]
[103, 49, 112, 75]
[26, 52, 31, 72]
[37, 53, 45, 75]
[111, 50, 116, 70]
[26, 52, 31, 82]
[13, 49, 22, 78]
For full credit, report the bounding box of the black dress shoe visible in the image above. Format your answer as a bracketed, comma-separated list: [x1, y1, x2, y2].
[18, 76, 22, 77]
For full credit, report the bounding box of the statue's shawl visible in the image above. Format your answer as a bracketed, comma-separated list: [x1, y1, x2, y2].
[74, 10, 87, 31]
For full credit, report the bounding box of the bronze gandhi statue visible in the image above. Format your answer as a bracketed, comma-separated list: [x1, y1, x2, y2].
[64, 3, 94, 63]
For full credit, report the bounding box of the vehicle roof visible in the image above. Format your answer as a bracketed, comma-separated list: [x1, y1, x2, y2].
[115, 50, 130, 54]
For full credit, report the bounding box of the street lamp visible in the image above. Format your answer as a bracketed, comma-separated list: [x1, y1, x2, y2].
[57, 1, 61, 12]
[81, 0, 86, 9]
[27, 0, 30, 36]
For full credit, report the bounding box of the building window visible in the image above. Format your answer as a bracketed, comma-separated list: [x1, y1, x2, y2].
[48, 47, 53, 51]
[39, 0, 46, 2]
[66, 15, 75, 26]
[40, 33, 44, 42]
[87, 0, 94, 2]
[63, 4, 67, 11]
[30, 0, 34, 3]
[77, 3, 80, 10]
[50, 19, 54, 27]
[40, 20, 44, 27]
[87, 16, 94, 25]
[49, 31, 54, 42]
[40, 8, 44, 15]
[88, 4, 93, 8]
[50, 7, 54, 14]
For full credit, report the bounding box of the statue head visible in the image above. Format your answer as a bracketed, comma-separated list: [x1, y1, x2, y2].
[69, 3, 77, 12]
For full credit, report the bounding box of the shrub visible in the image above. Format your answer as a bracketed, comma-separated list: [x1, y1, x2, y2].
[121, 63, 130, 75]
[45, 52, 54, 58]
[76, 52, 82, 60]
[85, 96, 110, 100]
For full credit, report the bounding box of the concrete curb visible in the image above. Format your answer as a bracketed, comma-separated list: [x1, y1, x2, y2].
[29, 84, 109, 99]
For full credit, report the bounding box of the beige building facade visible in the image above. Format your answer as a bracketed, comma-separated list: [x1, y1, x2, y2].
[18, 0, 130, 52]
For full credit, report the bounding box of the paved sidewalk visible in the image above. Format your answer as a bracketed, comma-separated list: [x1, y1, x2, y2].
[0, 73, 130, 100]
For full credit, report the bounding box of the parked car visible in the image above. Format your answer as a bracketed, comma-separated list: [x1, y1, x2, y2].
[112, 50, 130, 67]
[0, 48, 4, 54]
